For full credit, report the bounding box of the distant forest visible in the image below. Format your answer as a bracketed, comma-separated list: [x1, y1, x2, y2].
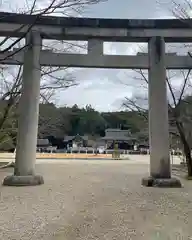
[1, 94, 192, 151]
[37, 103, 148, 139]
[0, 102, 148, 150]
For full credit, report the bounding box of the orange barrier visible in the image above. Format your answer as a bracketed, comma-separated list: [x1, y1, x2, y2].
[0, 152, 113, 160]
[36, 153, 112, 159]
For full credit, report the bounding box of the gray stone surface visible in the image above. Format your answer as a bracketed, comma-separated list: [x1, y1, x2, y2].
[3, 174, 44, 186]
[142, 176, 182, 188]
[153, 177, 182, 188]
[0, 160, 192, 240]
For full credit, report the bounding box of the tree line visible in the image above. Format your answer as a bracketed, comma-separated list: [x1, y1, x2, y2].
[38, 103, 148, 140]
[0, 101, 148, 150]
[2, 93, 192, 151]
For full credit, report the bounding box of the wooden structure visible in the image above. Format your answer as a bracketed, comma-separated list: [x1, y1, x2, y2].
[64, 134, 88, 148]
[101, 129, 136, 150]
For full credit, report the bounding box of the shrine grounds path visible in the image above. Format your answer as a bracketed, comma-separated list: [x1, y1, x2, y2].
[0, 159, 191, 240]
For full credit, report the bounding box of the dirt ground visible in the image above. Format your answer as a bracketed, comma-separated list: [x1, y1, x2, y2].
[0, 160, 191, 240]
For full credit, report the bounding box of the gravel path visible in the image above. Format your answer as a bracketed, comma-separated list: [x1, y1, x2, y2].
[0, 160, 192, 240]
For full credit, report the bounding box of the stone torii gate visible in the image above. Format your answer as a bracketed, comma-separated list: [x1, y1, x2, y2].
[1, 12, 192, 187]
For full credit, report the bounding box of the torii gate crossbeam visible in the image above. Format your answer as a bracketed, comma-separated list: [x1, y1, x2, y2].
[0, 49, 192, 69]
[1, 12, 186, 187]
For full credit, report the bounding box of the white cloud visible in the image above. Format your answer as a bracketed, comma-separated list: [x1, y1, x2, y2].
[104, 42, 147, 55]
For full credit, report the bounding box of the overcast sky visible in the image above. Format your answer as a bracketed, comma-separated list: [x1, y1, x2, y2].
[54, 0, 175, 112]
[1, 0, 189, 112]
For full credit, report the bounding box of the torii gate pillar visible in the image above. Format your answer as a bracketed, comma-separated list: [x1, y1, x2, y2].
[142, 36, 181, 187]
[3, 31, 44, 186]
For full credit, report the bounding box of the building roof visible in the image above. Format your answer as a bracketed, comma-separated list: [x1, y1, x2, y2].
[101, 136, 135, 141]
[37, 139, 50, 146]
[138, 141, 149, 147]
[64, 135, 88, 142]
[102, 128, 133, 141]
[105, 128, 130, 132]
[105, 128, 121, 131]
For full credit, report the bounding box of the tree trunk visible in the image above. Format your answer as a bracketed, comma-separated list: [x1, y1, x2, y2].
[176, 121, 192, 176]
[184, 143, 192, 176]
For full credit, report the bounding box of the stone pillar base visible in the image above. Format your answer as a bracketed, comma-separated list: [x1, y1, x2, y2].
[3, 175, 44, 186]
[142, 176, 182, 188]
